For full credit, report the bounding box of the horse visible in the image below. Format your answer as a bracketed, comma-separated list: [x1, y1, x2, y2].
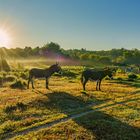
[81, 68, 114, 91]
[27, 63, 62, 89]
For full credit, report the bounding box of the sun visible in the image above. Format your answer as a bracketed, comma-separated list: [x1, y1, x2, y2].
[0, 29, 11, 47]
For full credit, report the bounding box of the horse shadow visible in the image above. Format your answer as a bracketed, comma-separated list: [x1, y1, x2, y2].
[110, 79, 140, 88]
[31, 91, 140, 140]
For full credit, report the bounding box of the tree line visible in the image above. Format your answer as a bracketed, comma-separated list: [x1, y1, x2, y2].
[0, 42, 140, 65]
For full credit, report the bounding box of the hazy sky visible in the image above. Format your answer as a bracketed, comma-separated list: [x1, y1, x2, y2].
[0, 0, 140, 50]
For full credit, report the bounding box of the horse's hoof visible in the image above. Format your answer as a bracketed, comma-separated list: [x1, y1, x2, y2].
[81, 90, 87, 94]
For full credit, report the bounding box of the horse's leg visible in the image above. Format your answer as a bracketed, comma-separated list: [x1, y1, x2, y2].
[27, 75, 32, 89]
[27, 78, 30, 89]
[46, 78, 49, 89]
[99, 80, 102, 91]
[96, 81, 99, 91]
[83, 78, 88, 91]
[31, 78, 35, 89]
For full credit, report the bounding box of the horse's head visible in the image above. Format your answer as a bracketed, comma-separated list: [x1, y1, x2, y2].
[104, 68, 114, 79]
[50, 63, 62, 74]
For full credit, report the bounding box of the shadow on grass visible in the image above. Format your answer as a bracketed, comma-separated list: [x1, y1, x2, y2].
[31, 91, 140, 140]
[2, 91, 140, 140]
[131, 89, 140, 95]
[110, 79, 140, 88]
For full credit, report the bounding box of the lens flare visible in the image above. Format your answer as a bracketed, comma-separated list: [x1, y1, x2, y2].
[0, 29, 11, 47]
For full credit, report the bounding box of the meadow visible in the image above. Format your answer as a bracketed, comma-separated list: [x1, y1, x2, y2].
[0, 60, 140, 140]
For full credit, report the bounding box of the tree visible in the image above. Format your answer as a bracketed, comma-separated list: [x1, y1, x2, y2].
[88, 54, 97, 60]
[98, 56, 111, 64]
[32, 46, 40, 55]
[41, 42, 61, 58]
[24, 46, 32, 56]
[42, 42, 60, 53]
[79, 53, 90, 60]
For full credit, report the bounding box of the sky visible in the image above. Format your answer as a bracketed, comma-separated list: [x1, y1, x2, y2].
[0, 0, 140, 50]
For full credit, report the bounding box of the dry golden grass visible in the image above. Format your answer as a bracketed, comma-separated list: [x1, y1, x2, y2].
[0, 71, 140, 139]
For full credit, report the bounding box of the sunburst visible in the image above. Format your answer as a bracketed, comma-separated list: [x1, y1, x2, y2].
[0, 29, 11, 47]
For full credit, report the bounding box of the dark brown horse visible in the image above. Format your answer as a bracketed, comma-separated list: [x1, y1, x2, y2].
[81, 68, 114, 91]
[27, 63, 62, 89]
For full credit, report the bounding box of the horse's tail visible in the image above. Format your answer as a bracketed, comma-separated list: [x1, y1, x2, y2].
[81, 72, 84, 84]
[28, 70, 31, 80]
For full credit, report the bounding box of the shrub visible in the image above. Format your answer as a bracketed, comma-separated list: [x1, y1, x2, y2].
[19, 72, 28, 80]
[98, 56, 111, 64]
[16, 102, 27, 111]
[0, 75, 3, 86]
[117, 77, 123, 81]
[4, 105, 17, 114]
[128, 74, 138, 81]
[54, 69, 77, 78]
[5, 75, 17, 82]
[4, 102, 27, 114]
[62, 70, 77, 78]
[10, 79, 27, 89]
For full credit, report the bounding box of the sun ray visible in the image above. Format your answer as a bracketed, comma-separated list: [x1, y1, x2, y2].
[0, 29, 11, 48]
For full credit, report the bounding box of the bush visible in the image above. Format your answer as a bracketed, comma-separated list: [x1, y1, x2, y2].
[10, 79, 27, 89]
[117, 77, 123, 81]
[19, 72, 28, 80]
[4, 102, 27, 114]
[62, 70, 77, 78]
[16, 102, 27, 111]
[128, 74, 138, 81]
[98, 56, 111, 64]
[0, 75, 3, 86]
[54, 69, 77, 78]
[5, 75, 17, 82]
[4, 105, 17, 114]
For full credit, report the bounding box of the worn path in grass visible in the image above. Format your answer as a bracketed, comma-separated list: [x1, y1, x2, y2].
[3, 95, 139, 140]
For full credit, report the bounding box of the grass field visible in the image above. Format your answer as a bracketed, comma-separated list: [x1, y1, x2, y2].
[0, 63, 140, 140]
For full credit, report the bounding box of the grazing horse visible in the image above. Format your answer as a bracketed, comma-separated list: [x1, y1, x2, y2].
[27, 63, 62, 89]
[81, 68, 113, 91]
